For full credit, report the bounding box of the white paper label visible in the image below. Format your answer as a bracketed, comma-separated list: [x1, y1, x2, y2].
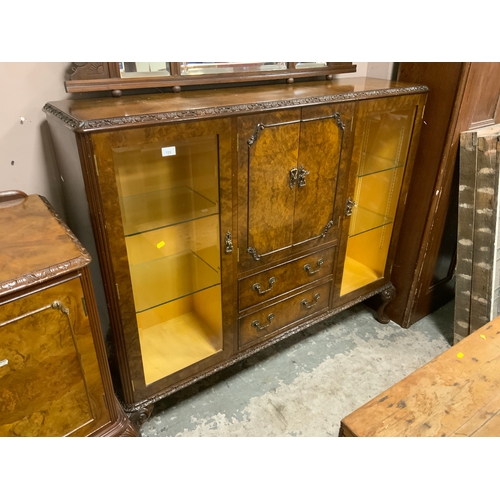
[162, 146, 176, 157]
[0, 359, 8, 368]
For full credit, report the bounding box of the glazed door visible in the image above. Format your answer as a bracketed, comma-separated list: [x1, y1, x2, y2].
[238, 104, 351, 270]
[339, 95, 425, 299]
[90, 118, 234, 404]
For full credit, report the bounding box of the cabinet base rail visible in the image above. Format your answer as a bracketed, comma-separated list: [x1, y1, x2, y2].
[119, 282, 396, 419]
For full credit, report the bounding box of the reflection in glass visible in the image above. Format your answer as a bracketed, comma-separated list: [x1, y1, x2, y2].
[180, 62, 287, 75]
[296, 62, 327, 68]
[120, 62, 171, 78]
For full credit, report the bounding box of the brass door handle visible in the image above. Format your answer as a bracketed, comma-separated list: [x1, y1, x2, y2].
[252, 313, 275, 330]
[304, 259, 324, 276]
[225, 231, 233, 253]
[301, 293, 320, 309]
[345, 197, 356, 217]
[290, 168, 298, 189]
[298, 165, 310, 187]
[252, 277, 276, 295]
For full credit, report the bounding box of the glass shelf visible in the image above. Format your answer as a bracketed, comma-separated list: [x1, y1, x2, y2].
[358, 157, 405, 178]
[348, 206, 394, 237]
[129, 249, 220, 313]
[119, 185, 218, 236]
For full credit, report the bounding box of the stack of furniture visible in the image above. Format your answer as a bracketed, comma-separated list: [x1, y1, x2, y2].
[0, 191, 136, 436]
[44, 77, 427, 424]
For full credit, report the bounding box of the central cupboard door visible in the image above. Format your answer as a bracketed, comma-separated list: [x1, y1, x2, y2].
[237, 104, 353, 270]
[90, 118, 234, 404]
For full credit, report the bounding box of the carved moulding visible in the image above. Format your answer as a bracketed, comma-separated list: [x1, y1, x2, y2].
[43, 85, 428, 133]
[0, 196, 91, 297]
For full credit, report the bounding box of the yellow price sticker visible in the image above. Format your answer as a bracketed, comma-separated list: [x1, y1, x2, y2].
[156, 241, 165, 249]
[480, 334, 486, 340]
[457, 352, 464, 359]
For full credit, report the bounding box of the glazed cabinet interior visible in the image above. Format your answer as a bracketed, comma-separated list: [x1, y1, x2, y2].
[89, 119, 234, 403]
[44, 79, 427, 418]
[340, 95, 420, 300]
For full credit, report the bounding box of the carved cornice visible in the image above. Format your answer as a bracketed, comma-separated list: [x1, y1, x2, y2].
[43, 103, 83, 129]
[0, 196, 91, 297]
[44, 85, 429, 133]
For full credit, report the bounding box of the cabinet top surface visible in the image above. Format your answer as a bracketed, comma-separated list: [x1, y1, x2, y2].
[44, 77, 428, 132]
[0, 195, 90, 296]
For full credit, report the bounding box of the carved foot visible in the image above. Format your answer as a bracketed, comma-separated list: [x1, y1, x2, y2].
[128, 403, 155, 432]
[376, 284, 396, 324]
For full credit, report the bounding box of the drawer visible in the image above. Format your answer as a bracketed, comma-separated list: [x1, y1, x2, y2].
[239, 280, 332, 349]
[238, 246, 335, 311]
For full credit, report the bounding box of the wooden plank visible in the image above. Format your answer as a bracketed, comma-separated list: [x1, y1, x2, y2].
[454, 124, 500, 344]
[454, 129, 477, 342]
[470, 130, 500, 332]
[339, 316, 500, 437]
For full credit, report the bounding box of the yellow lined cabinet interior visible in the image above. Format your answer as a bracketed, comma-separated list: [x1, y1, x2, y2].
[111, 130, 224, 386]
[341, 100, 417, 297]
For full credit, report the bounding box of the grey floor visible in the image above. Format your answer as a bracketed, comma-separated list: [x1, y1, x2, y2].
[139, 299, 455, 437]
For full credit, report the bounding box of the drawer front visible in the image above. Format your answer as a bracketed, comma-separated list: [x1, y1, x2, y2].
[238, 246, 335, 311]
[239, 281, 332, 349]
[0, 279, 110, 437]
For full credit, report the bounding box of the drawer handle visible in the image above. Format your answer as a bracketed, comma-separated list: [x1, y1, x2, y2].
[304, 259, 324, 276]
[0, 359, 8, 368]
[252, 313, 275, 331]
[301, 293, 320, 309]
[252, 277, 276, 295]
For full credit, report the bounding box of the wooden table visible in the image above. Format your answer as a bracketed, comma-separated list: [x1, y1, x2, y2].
[339, 315, 500, 437]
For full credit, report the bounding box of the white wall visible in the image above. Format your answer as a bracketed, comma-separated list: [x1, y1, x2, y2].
[0, 62, 70, 216]
[0, 62, 394, 219]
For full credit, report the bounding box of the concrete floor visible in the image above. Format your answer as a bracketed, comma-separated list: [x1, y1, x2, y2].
[139, 299, 455, 437]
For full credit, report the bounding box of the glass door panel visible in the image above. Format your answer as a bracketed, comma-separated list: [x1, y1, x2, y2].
[348, 166, 404, 237]
[112, 134, 223, 385]
[341, 106, 415, 296]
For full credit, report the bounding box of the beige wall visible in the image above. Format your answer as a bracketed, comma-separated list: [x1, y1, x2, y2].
[0, 62, 394, 219]
[0, 63, 71, 216]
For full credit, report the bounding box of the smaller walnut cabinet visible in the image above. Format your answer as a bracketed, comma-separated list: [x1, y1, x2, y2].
[0, 192, 136, 436]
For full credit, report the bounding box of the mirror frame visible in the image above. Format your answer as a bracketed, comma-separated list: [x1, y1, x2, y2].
[65, 62, 357, 96]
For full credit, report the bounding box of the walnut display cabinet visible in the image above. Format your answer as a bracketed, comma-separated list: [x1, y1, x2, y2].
[0, 191, 136, 436]
[43, 78, 427, 423]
